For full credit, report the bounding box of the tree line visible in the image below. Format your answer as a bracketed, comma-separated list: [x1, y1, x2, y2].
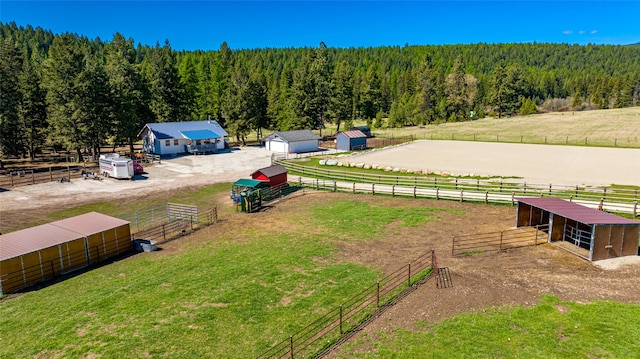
[1, 21, 639, 161]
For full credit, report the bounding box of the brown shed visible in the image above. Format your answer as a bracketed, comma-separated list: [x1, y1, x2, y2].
[0, 212, 131, 295]
[516, 198, 640, 261]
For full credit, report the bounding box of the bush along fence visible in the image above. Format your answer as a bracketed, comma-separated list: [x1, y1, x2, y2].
[256, 250, 440, 359]
[452, 224, 550, 257]
[278, 161, 640, 217]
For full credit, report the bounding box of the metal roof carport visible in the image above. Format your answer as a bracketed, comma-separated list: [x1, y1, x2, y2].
[0, 212, 131, 295]
[516, 198, 640, 261]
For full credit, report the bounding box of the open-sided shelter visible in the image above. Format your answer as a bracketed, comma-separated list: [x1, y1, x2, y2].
[516, 197, 640, 261]
[251, 164, 288, 188]
[336, 130, 367, 151]
[264, 130, 321, 154]
[0, 212, 131, 295]
[138, 120, 228, 156]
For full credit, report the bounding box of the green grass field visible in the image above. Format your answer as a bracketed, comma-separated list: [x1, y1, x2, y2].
[3, 108, 640, 358]
[372, 107, 640, 148]
[2, 187, 639, 358]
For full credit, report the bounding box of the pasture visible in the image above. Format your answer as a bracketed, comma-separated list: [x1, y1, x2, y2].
[2, 190, 640, 358]
[372, 107, 640, 148]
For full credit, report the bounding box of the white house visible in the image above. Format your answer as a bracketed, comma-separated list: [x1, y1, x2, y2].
[264, 130, 321, 153]
[138, 120, 228, 156]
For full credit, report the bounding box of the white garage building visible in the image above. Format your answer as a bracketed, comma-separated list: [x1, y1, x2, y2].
[265, 130, 321, 154]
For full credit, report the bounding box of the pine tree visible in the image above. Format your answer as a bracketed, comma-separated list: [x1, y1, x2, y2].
[0, 38, 24, 158]
[43, 33, 86, 159]
[145, 40, 187, 122]
[18, 54, 48, 159]
[328, 61, 353, 133]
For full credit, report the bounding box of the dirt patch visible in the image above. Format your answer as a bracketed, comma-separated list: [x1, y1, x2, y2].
[2, 146, 640, 355]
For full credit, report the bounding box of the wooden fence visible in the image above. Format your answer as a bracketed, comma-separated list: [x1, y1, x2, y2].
[452, 225, 550, 256]
[278, 161, 640, 217]
[256, 250, 437, 359]
[0, 165, 100, 188]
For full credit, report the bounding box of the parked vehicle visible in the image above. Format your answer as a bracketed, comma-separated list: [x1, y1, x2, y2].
[133, 162, 144, 175]
[99, 154, 134, 179]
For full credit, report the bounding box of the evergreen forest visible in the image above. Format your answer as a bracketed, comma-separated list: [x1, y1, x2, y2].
[1, 22, 639, 161]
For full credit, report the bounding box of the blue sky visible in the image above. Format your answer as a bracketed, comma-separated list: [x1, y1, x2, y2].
[2, 1, 639, 51]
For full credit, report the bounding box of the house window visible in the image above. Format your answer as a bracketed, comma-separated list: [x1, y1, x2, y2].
[174, 139, 179, 145]
[203, 139, 210, 145]
[165, 140, 171, 146]
[196, 140, 202, 146]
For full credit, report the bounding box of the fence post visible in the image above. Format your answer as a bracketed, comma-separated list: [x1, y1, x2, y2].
[413, 186, 416, 198]
[524, 182, 527, 193]
[333, 181, 337, 192]
[633, 202, 637, 217]
[392, 185, 395, 197]
[451, 236, 455, 257]
[290, 336, 294, 359]
[459, 190, 463, 203]
[352, 183, 355, 194]
[511, 192, 515, 206]
[376, 282, 380, 308]
[549, 184, 552, 195]
[436, 188, 440, 200]
[407, 263, 411, 287]
[455, 178, 458, 190]
[50, 166, 53, 182]
[372, 183, 375, 195]
[162, 224, 166, 242]
[340, 305, 343, 334]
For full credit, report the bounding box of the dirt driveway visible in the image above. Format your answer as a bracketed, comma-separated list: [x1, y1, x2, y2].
[0, 146, 273, 230]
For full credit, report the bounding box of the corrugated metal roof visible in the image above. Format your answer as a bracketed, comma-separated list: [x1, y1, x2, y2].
[0, 212, 130, 261]
[265, 130, 321, 143]
[517, 197, 640, 225]
[232, 179, 268, 188]
[339, 130, 367, 139]
[139, 120, 228, 140]
[180, 129, 220, 140]
[252, 164, 288, 178]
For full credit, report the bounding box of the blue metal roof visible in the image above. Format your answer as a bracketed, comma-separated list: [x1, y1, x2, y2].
[139, 120, 228, 140]
[181, 130, 220, 140]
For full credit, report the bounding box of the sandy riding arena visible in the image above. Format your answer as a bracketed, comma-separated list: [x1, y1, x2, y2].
[347, 140, 640, 187]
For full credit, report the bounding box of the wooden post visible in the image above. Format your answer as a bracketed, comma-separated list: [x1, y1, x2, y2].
[50, 166, 53, 182]
[333, 181, 336, 192]
[392, 185, 395, 197]
[511, 192, 515, 206]
[485, 191, 488, 204]
[436, 188, 440, 200]
[413, 186, 416, 198]
[372, 183, 375, 195]
[339, 305, 343, 334]
[290, 336, 294, 359]
[459, 190, 463, 203]
[407, 263, 411, 287]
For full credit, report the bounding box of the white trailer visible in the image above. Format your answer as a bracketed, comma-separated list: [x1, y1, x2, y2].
[99, 154, 134, 179]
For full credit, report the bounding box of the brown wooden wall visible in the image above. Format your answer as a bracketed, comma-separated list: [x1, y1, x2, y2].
[0, 223, 132, 295]
[592, 225, 640, 261]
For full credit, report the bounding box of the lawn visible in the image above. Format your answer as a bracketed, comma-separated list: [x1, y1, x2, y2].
[336, 295, 640, 359]
[372, 107, 640, 148]
[2, 186, 639, 358]
[0, 193, 447, 358]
